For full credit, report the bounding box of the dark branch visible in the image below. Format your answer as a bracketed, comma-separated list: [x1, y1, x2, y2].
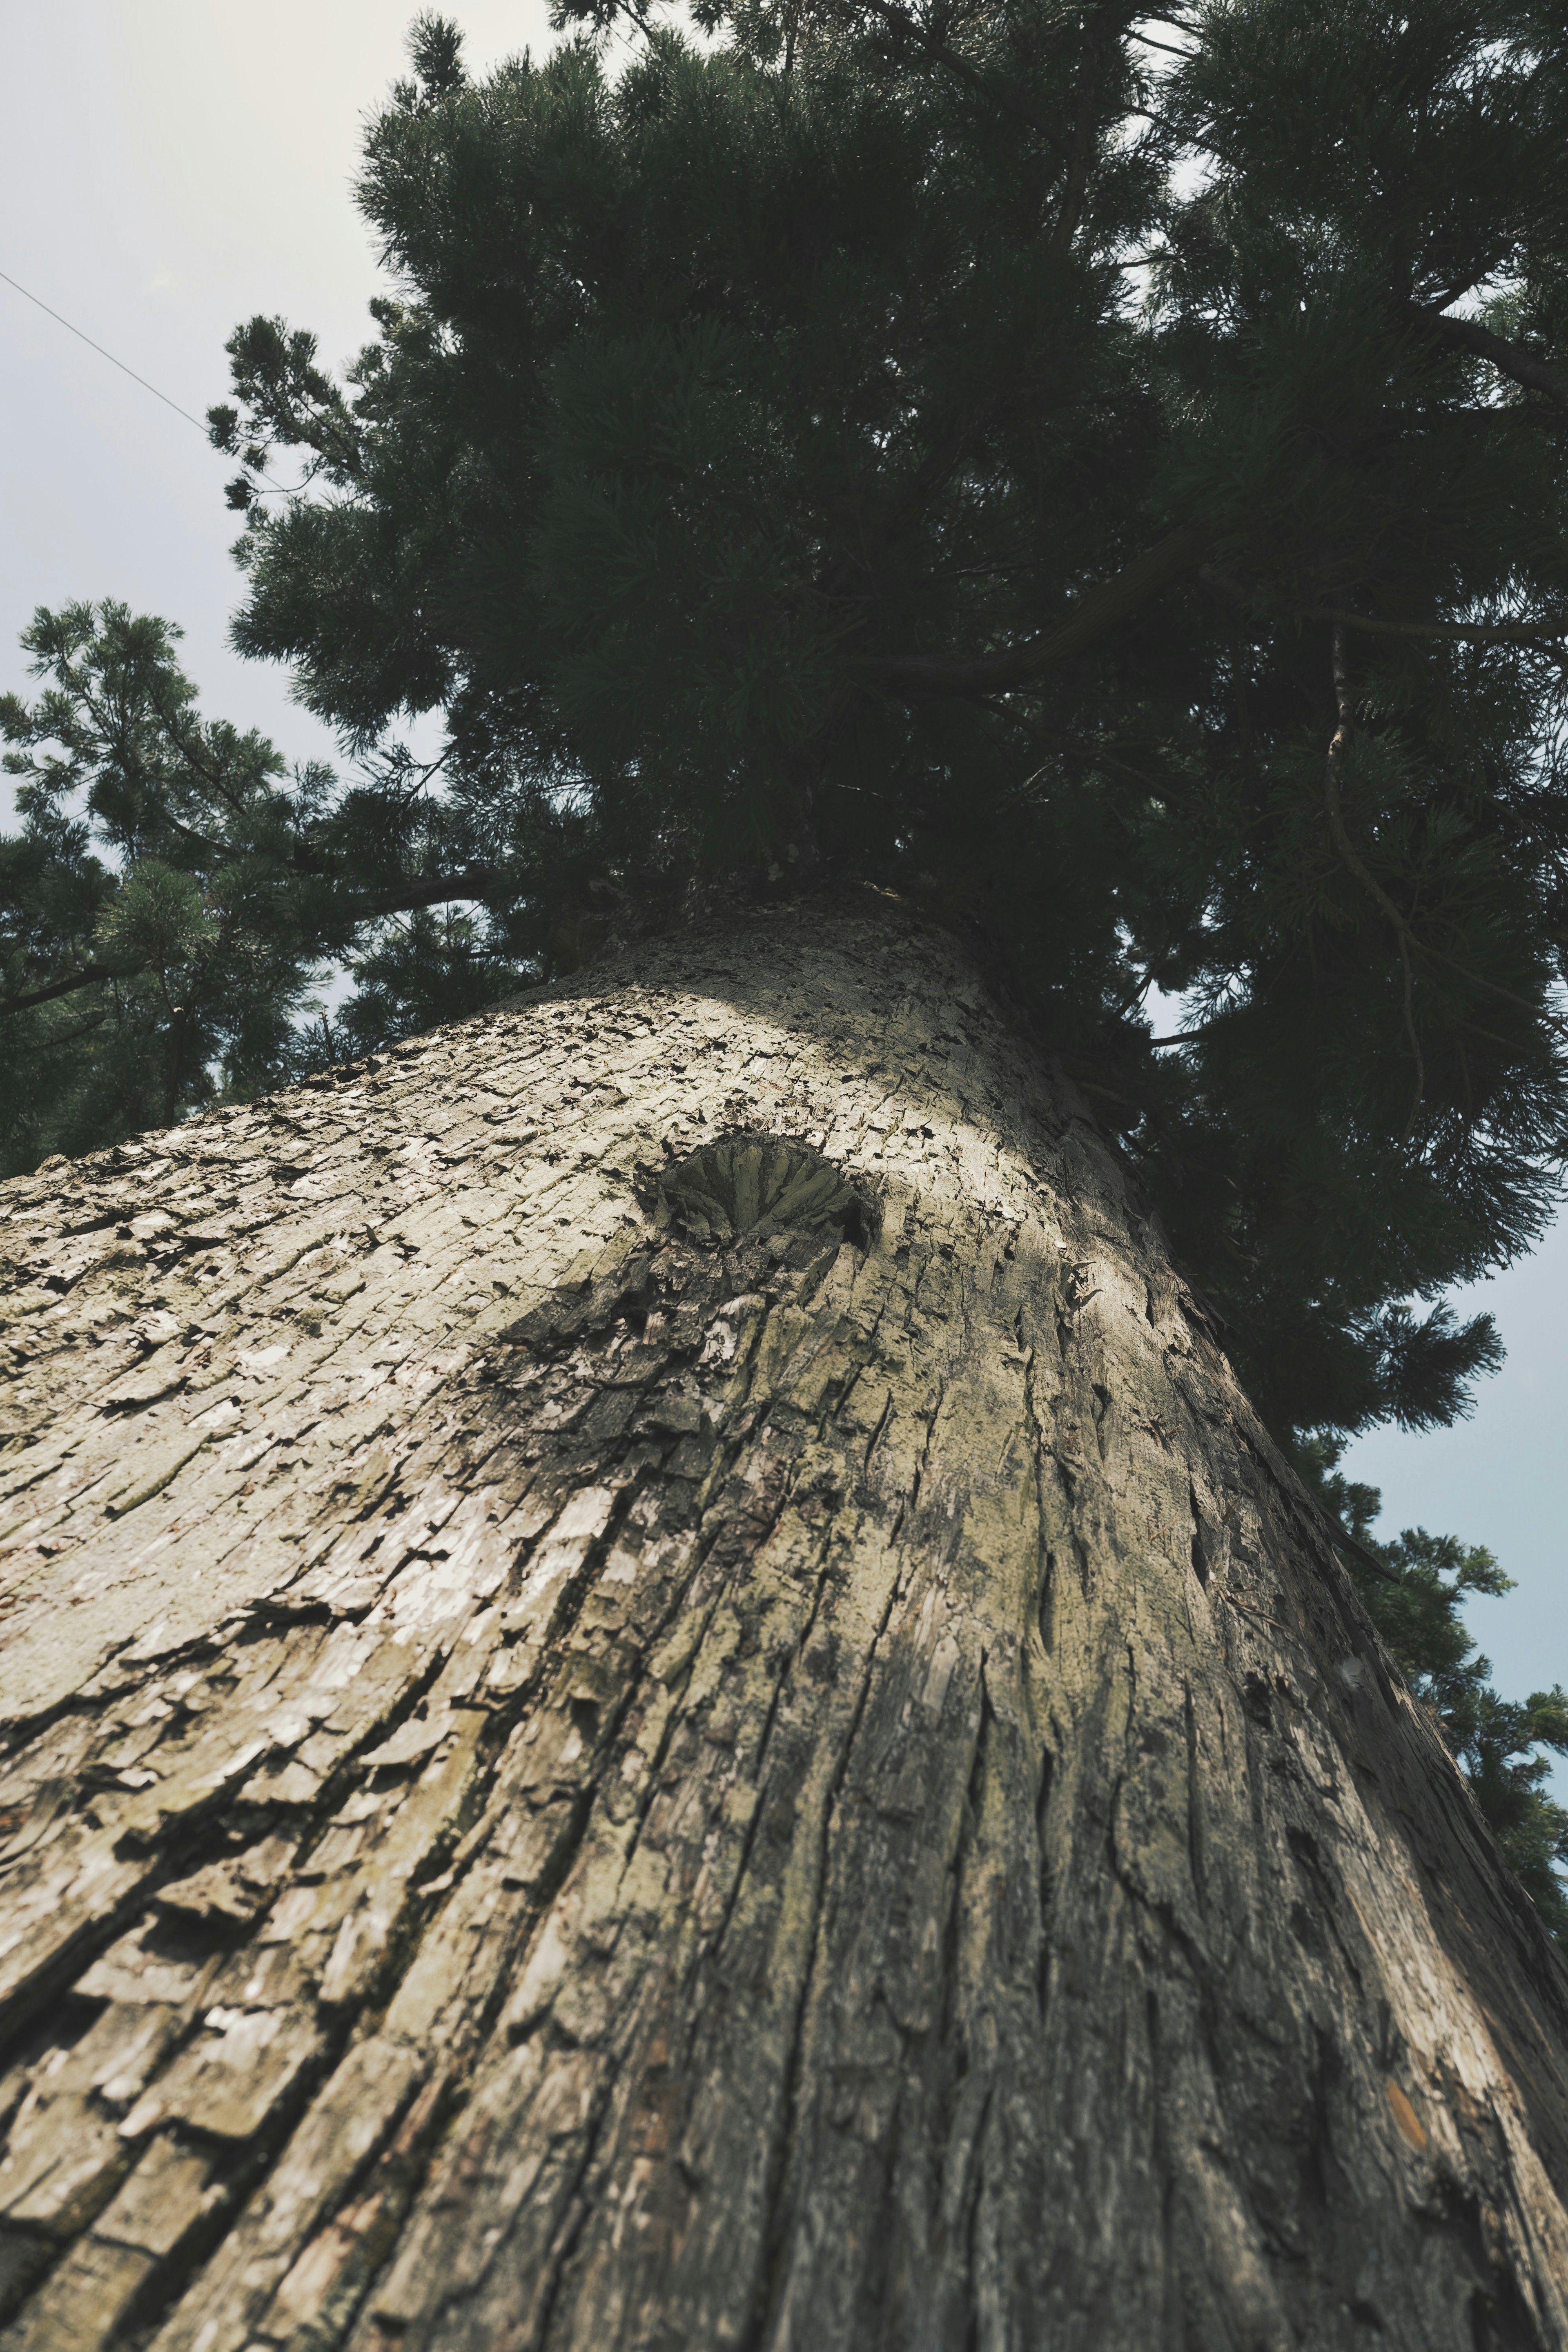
[873, 519, 1215, 695]
[1330, 1523, 1402, 1586]
[359, 866, 514, 918]
[2, 871, 514, 1022]
[1, 963, 132, 1016]
[1318, 606, 1568, 647]
[1201, 569, 1568, 648]
[1417, 310, 1568, 410]
[851, 0, 1056, 139]
[1051, 4, 1124, 258]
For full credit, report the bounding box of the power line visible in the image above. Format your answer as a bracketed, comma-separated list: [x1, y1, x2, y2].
[0, 263, 213, 436]
[0, 263, 290, 492]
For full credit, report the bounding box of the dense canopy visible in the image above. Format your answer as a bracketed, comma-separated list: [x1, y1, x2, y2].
[7, 0, 1568, 1465]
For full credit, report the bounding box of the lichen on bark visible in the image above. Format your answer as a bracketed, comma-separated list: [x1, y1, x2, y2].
[0, 892, 1566, 2351]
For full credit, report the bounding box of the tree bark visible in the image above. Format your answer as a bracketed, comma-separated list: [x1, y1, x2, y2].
[1, 890, 1567, 2352]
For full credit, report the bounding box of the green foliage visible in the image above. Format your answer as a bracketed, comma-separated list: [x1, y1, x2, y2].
[1310, 1442, 1568, 1940]
[0, 604, 526, 1171]
[97, 860, 218, 976]
[329, 903, 521, 1059]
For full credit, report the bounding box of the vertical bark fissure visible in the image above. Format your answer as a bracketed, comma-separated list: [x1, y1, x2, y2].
[702, 1511, 840, 1964]
[742, 1501, 914, 2352]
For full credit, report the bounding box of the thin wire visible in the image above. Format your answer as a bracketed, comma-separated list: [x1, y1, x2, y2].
[0, 263, 214, 433]
[0, 263, 290, 491]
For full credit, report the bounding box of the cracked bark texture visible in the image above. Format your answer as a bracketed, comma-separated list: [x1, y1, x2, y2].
[1, 891, 1567, 2352]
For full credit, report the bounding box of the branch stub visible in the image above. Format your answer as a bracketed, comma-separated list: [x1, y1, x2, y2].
[637, 1133, 878, 1251]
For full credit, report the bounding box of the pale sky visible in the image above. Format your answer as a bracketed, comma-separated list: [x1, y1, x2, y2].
[2, 1, 555, 760]
[2, 4, 1564, 1740]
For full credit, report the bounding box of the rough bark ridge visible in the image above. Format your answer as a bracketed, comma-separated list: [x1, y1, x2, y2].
[1, 893, 1566, 2352]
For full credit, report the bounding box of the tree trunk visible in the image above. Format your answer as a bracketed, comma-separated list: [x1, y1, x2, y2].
[2, 891, 1567, 2352]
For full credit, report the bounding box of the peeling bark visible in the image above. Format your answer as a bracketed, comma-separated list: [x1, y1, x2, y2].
[1, 891, 1566, 2351]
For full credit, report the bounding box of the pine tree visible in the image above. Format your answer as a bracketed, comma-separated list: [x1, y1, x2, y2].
[0, 605, 528, 1172]
[11, 1, 1568, 1457]
[6, 6, 1568, 2341]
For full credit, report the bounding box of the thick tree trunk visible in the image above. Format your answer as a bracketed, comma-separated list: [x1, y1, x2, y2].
[2, 891, 1567, 2352]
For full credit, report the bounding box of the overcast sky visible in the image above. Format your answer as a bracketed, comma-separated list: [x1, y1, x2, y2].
[3, 3, 1564, 1740]
[2, 1, 554, 762]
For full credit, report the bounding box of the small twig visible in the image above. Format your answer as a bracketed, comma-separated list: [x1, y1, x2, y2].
[1457, 1017, 1557, 1063]
[1323, 625, 1425, 1141]
[1190, 589, 1568, 1059]
[1430, 953, 1568, 1036]
[1221, 1595, 1304, 1639]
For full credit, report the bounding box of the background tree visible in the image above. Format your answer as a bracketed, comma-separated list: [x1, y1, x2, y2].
[1316, 1443, 1568, 1937]
[0, 604, 531, 1172]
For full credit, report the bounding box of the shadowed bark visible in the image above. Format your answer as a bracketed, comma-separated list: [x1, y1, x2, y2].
[1, 891, 1566, 2351]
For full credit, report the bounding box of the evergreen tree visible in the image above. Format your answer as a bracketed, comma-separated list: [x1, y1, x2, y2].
[201, 0, 1568, 1451]
[0, 604, 529, 1170]
[10, 13, 1568, 2323]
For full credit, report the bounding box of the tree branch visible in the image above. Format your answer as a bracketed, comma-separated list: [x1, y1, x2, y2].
[1051, 4, 1122, 259]
[360, 866, 512, 918]
[1322, 624, 1425, 1144]
[816, 399, 1004, 602]
[1, 962, 131, 1016]
[1202, 569, 1568, 648]
[2, 871, 513, 1021]
[852, 0, 1056, 138]
[1385, 403, 1568, 434]
[1317, 628, 1568, 1120]
[1329, 1522, 1402, 1586]
[1417, 309, 1568, 410]
[1318, 605, 1568, 647]
[874, 517, 1215, 695]
[1148, 1013, 1233, 1049]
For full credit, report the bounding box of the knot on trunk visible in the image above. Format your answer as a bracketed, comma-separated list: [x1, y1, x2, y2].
[639, 1133, 877, 1250]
